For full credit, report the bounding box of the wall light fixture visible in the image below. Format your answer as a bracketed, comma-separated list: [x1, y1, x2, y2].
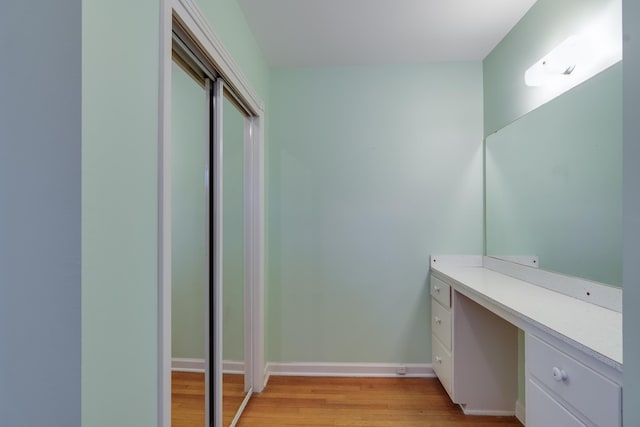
[524, 35, 590, 87]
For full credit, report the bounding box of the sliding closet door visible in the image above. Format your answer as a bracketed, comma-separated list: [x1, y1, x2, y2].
[170, 27, 257, 427]
[163, 10, 266, 427]
[221, 88, 252, 426]
[171, 58, 208, 426]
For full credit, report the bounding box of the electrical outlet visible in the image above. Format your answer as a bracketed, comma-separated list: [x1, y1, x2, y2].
[396, 365, 407, 375]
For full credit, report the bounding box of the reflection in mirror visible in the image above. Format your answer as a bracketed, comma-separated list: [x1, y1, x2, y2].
[222, 91, 249, 425]
[171, 58, 207, 425]
[485, 63, 622, 286]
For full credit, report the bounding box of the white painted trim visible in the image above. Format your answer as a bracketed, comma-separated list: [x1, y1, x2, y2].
[242, 108, 254, 395]
[483, 256, 622, 312]
[460, 406, 516, 417]
[250, 114, 266, 394]
[212, 78, 224, 427]
[170, 358, 245, 374]
[229, 389, 253, 427]
[430, 255, 483, 269]
[223, 360, 246, 375]
[172, 358, 206, 373]
[263, 362, 271, 390]
[158, 2, 173, 426]
[515, 399, 526, 425]
[172, 0, 264, 114]
[266, 362, 435, 378]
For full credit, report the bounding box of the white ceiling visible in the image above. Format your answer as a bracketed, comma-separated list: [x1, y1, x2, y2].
[237, 0, 538, 67]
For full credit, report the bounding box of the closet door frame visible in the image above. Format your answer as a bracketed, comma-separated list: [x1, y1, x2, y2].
[159, 0, 266, 426]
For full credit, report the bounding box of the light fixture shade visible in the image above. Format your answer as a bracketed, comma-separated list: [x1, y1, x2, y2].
[524, 36, 588, 87]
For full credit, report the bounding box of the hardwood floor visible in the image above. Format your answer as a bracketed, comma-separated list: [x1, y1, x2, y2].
[171, 372, 246, 427]
[173, 374, 523, 427]
[237, 376, 522, 427]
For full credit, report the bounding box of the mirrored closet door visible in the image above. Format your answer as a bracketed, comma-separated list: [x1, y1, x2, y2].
[171, 54, 209, 427]
[171, 22, 255, 427]
[221, 87, 253, 426]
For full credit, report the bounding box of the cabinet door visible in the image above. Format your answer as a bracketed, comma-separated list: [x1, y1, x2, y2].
[431, 299, 451, 349]
[527, 334, 621, 427]
[527, 380, 586, 427]
[430, 275, 451, 307]
[432, 335, 453, 399]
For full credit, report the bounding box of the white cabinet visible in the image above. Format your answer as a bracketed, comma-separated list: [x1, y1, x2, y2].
[430, 276, 453, 399]
[526, 333, 621, 427]
[429, 256, 622, 426]
[431, 328, 453, 397]
[431, 297, 451, 349]
[527, 380, 586, 427]
[431, 275, 451, 307]
[430, 273, 518, 415]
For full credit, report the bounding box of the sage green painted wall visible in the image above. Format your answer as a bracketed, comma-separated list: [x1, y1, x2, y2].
[268, 63, 484, 363]
[483, 0, 622, 136]
[622, 0, 640, 424]
[82, 0, 159, 424]
[172, 62, 207, 360]
[223, 95, 246, 361]
[486, 63, 622, 286]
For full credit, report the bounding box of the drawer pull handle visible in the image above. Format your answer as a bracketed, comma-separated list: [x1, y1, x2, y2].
[435, 356, 442, 364]
[434, 286, 441, 293]
[552, 367, 568, 382]
[435, 316, 442, 324]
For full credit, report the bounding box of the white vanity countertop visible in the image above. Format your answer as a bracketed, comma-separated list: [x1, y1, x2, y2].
[432, 264, 622, 369]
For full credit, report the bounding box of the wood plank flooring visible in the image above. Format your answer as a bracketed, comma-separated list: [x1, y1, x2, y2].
[172, 373, 524, 427]
[172, 372, 246, 427]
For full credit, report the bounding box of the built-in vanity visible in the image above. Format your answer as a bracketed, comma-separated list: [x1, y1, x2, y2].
[429, 255, 622, 427]
[460, 20, 624, 425]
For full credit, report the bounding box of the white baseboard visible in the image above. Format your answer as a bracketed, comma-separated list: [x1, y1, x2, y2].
[266, 362, 434, 378]
[223, 360, 245, 375]
[172, 358, 205, 373]
[263, 364, 271, 390]
[459, 399, 523, 419]
[460, 406, 515, 417]
[171, 358, 244, 374]
[515, 399, 526, 425]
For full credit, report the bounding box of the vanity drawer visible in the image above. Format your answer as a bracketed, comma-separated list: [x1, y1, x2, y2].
[527, 334, 621, 427]
[430, 275, 451, 308]
[527, 379, 586, 427]
[431, 299, 451, 349]
[432, 335, 453, 398]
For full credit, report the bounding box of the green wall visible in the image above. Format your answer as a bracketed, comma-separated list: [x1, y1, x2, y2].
[82, 0, 159, 425]
[268, 63, 484, 363]
[171, 62, 207, 360]
[483, 0, 622, 136]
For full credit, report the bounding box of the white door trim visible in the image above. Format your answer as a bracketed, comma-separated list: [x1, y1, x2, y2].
[159, 0, 266, 425]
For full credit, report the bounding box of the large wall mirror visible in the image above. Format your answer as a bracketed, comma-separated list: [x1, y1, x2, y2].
[485, 62, 622, 286]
